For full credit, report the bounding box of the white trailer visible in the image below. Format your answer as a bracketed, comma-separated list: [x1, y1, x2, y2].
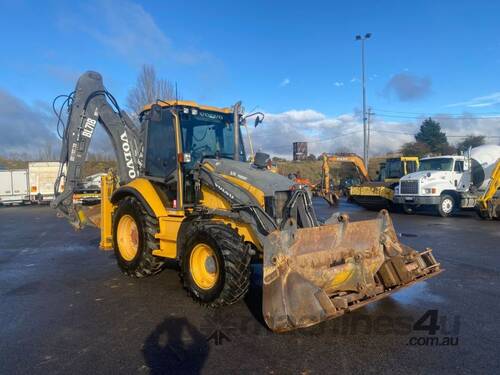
[28, 161, 62, 203]
[0, 169, 29, 205]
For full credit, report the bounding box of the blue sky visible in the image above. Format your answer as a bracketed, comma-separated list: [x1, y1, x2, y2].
[1, 0, 500, 157]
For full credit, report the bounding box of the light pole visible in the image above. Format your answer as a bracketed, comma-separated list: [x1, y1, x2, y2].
[355, 33, 371, 169]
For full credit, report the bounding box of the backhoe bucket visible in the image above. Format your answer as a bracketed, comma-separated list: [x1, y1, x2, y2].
[262, 210, 441, 332]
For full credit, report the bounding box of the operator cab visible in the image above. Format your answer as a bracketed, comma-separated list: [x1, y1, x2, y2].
[384, 158, 418, 180]
[139, 100, 246, 207]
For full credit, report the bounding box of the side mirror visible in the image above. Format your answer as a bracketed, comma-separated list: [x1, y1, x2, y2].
[254, 115, 263, 128]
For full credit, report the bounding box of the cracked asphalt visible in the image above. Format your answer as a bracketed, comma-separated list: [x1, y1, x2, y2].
[1, 199, 499, 374]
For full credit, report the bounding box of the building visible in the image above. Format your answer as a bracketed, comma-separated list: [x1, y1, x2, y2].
[293, 142, 308, 161]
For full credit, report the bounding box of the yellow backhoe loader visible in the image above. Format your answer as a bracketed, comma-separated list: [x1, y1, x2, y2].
[52, 72, 441, 332]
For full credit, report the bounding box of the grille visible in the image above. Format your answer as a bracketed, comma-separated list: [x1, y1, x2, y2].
[400, 180, 419, 195]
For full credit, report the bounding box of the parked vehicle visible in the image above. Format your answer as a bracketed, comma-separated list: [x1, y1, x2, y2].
[349, 156, 419, 210]
[28, 161, 62, 203]
[394, 144, 500, 217]
[0, 169, 29, 205]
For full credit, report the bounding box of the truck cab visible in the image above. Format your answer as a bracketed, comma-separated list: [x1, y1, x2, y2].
[394, 155, 472, 217]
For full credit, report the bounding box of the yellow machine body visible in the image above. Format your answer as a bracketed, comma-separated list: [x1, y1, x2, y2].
[73, 101, 440, 333]
[96, 173, 265, 258]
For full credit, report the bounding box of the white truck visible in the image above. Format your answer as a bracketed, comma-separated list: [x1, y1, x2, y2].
[28, 161, 62, 203]
[0, 169, 29, 205]
[394, 144, 500, 217]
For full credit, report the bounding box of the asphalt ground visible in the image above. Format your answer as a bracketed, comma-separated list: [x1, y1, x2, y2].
[1, 199, 499, 374]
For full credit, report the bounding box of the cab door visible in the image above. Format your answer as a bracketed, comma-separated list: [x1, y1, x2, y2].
[144, 106, 178, 181]
[452, 160, 469, 191]
[143, 105, 181, 207]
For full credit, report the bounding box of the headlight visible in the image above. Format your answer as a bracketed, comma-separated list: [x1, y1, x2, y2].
[424, 188, 436, 194]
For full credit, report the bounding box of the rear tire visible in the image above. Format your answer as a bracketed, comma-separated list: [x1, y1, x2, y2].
[179, 221, 251, 307]
[113, 196, 165, 277]
[437, 194, 455, 217]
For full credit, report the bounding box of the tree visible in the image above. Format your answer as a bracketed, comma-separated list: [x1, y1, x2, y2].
[38, 140, 57, 161]
[126, 65, 175, 114]
[456, 135, 485, 151]
[415, 117, 449, 153]
[272, 156, 287, 162]
[400, 141, 431, 157]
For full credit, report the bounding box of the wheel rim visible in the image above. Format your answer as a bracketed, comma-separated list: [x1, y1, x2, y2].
[189, 243, 219, 290]
[442, 198, 453, 213]
[117, 214, 139, 261]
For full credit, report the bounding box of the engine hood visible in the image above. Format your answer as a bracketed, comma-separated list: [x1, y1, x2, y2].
[203, 158, 294, 195]
[400, 170, 450, 182]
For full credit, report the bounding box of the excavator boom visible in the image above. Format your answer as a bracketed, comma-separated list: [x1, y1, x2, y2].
[51, 71, 142, 228]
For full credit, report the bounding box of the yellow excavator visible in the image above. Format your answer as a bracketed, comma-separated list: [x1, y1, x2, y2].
[350, 156, 419, 210]
[317, 153, 370, 206]
[52, 72, 441, 332]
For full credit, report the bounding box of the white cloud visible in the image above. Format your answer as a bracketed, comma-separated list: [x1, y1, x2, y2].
[334, 81, 344, 87]
[350, 77, 359, 83]
[280, 78, 291, 87]
[243, 109, 500, 159]
[447, 92, 500, 108]
[58, 0, 207, 65]
[0, 90, 58, 157]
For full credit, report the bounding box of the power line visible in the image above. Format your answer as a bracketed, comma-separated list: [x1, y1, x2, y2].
[370, 129, 500, 138]
[373, 110, 500, 120]
[257, 129, 500, 152]
[375, 108, 500, 116]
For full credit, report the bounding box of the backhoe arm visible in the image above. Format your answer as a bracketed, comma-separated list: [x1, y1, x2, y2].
[51, 71, 142, 228]
[327, 154, 369, 182]
[477, 159, 500, 219]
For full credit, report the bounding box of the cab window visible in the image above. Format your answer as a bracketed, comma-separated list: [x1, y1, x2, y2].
[407, 161, 418, 174]
[144, 109, 177, 180]
[454, 161, 464, 173]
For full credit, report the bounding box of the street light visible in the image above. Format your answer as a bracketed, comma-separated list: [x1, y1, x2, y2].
[355, 33, 371, 169]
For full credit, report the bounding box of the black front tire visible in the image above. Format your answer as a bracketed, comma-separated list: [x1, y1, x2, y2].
[112, 196, 165, 277]
[179, 221, 251, 307]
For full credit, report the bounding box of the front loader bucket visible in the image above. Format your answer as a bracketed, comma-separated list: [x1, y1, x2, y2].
[262, 210, 441, 332]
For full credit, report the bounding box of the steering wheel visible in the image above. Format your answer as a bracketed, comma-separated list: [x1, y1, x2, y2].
[191, 144, 212, 161]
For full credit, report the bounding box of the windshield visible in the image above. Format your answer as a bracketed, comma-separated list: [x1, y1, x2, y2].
[419, 158, 453, 171]
[385, 160, 403, 178]
[180, 109, 246, 168]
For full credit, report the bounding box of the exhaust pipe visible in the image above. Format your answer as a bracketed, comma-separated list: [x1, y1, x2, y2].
[233, 101, 241, 161]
